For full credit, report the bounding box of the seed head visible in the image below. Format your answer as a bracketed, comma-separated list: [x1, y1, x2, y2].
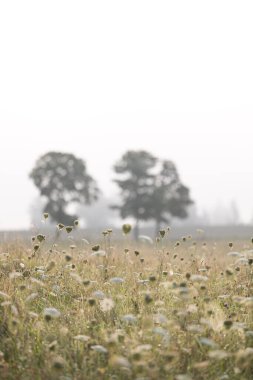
[88, 298, 96, 306]
[37, 234, 45, 243]
[224, 320, 233, 329]
[144, 294, 153, 304]
[33, 244, 40, 252]
[159, 230, 166, 238]
[122, 223, 132, 235]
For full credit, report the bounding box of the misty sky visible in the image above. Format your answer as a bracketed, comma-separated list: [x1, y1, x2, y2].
[0, 1, 253, 229]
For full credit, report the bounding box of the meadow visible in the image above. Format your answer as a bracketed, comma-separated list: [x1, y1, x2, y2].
[0, 224, 252, 380]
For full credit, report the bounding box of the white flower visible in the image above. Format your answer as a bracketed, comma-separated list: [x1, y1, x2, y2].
[43, 307, 61, 319]
[90, 250, 106, 257]
[110, 277, 124, 284]
[91, 345, 108, 354]
[92, 290, 106, 300]
[73, 335, 90, 342]
[121, 314, 137, 324]
[191, 275, 208, 282]
[100, 298, 115, 312]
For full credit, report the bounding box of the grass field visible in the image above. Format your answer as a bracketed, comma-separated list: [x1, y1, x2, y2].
[0, 226, 252, 380]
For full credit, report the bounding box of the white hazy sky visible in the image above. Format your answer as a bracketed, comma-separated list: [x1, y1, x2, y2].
[0, 0, 253, 229]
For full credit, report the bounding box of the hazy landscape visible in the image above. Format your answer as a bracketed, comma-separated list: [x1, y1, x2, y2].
[1, 1, 253, 379]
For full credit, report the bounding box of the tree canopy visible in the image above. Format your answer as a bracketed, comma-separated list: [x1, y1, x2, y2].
[112, 150, 157, 238]
[112, 150, 193, 237]
[29, 151, 99, 225]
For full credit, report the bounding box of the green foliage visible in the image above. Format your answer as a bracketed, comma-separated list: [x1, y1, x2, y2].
[29, 151, 100, 225]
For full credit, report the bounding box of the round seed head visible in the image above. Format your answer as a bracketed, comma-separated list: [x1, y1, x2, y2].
[122, 223, 132, 235]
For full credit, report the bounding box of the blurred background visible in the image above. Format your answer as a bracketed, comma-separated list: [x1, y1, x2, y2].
[0, 1, 253, 239]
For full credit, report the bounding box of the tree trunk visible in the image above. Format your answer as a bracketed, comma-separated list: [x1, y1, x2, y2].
[134, 219, 139, 240]
[155, 220, 161, 236]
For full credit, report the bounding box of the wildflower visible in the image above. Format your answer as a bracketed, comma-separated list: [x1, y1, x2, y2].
[92, 244, 100, 252]
[208, 350, 230, 360]
[122, 224, 132, 234]
[191, 275, 208, 282]
[175, 375, 192, 380]
[91, 345, 108, 354]
[33, 244, 40, 252]
[43, 307, 61, 321]
[110, 277, 124, 284]
[88, 298, 96, 306]
[109, 355, 131, 369]
[223, 320, 233, 329]
[92, 290, 106, 300]
[73, 335, 90, 342]
[9, 272, 22, 279]
[100, 298, 115, 312]
[37, 234, 45, 242]
[122, 314, 137, 324]
[48, 340, 57, 351]
[65, 254, 72, 261]
[198, 337, 218, 348]
[159, 229, 166, 238]
[154, 313, 168, 324]
[90, 250, 106, 257]
[144, 294, 153, 304]
[51, 356, 66, 370]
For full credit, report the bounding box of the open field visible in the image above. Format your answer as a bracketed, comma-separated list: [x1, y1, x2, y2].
[0, 227, 252, 380]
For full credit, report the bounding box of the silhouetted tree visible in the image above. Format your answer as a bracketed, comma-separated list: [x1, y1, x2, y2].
[112, 150, 157, 239]
[150, 160, 193, 232]
[30, 152, 99, 225]
[113, 152, 193, 237]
